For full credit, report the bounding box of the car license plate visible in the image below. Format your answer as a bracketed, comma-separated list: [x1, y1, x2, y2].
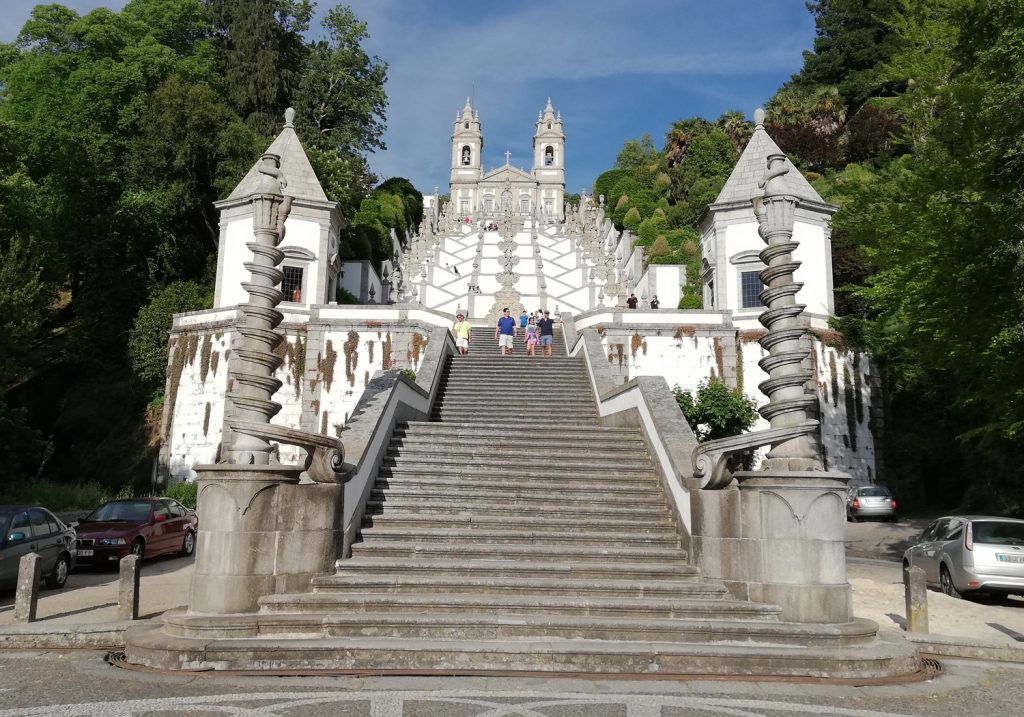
[76, 549, 93, 557]
[996, 554, 1024, 563]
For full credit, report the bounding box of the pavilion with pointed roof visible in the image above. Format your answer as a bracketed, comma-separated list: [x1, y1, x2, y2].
[698, 108, 838, 329]
[212, 108, 345, 310]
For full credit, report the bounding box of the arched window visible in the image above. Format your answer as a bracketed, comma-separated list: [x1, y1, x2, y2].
[547, 122, 551, 130]
[464, 121, 469, 129]
[461, 145, 471, 166]
[544, 146, 554, 166]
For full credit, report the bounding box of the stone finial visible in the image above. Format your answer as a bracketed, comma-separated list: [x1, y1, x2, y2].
[754, 107, 765, 129]
[284, 107, 295, 128]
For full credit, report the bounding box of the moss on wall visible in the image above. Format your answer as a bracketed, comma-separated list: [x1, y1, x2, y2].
[853, 352, 864, 424]
[736, 342, 744, 393]
[292, 335, 305, 396]
[630, 332, 643, 359]
[674, 326, 695, 339]
[199, 335, 212, 384]
[829, 353, 839, 408]
[210, 349, 220, 377]
[344, 330, 360, 387]
[163, 336, 187, 441]
[364, 370, 370, 388]
[202, 402, 211, 437]
[367, 340, 375, 364]
[411, 333, 428, 366]
[382, 332, 393, 370]
[319, 340, 337, 393]
[844, 365, 857, 451]
[713, 337, 724, 379]
[321, 411, 328, 434]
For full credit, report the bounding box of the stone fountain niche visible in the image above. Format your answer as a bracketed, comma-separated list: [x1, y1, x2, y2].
[189, 146, 350, 615]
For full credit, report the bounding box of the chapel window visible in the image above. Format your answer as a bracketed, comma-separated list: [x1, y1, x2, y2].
[544, 146, 554, 166]
[484, 197, 493, 212]
[520, 198, 530, 213]
[547, 122, 551, 130]
[740, 270, 765, 309]
[464, 121, 469, 129]
[282, 265, 304, 303]
[461, 145, 471, 165]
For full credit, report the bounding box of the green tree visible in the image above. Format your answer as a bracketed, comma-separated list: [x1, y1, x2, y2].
[128, 281, 212, 389]
[294, 5, 387, 155]
[614, 133, 659, 171]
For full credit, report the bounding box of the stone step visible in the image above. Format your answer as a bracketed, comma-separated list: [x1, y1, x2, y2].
[349, 541, 688, 564]
[260, 593, 778, 621]
[431, 410, 598, 422]
[381, 454, 651, 471]
[432, 399, 596, 411]
[370, 484, 663, 504]
[375, 470, 659, 489]
[359, 526, 681, 548]
[435, 387, 593, 399]
[364, 498, 672, 521]
[391, 432, 643, 450]
[362, 512, 675, 532]
[395, 423, 640, 440]
[383, 447, 650, 466]
[327, 556, 696, 581]
[129, 619, 920, 677]
[311, 574, 718, 599]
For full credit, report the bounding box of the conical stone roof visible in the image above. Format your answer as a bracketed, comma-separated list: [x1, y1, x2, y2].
[713, 109, 826, 206]
[226, 108, 330, 204]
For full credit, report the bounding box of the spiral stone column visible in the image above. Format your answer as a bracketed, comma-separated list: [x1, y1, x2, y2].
[184, 130, 348, 617]
[689, 135, 852, 624]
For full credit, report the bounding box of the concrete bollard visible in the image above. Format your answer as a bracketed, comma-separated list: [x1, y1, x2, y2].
[118, 554, 141, 620]
[904, 565, 929, 633]
[13, 552, 42, 623]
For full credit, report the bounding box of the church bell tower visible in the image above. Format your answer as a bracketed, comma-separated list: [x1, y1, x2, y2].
[450, 98, 483, 218]
[532, 98, 565, 219]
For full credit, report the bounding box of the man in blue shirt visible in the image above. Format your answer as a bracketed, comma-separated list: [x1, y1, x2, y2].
[537, 310, 555, 357]
[495, 307, 517, 355]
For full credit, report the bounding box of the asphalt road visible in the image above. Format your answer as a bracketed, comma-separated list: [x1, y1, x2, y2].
[1, 650, 1024, 716]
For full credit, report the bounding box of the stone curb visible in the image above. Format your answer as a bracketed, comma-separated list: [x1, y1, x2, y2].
[0, 620, 140, 650]
[903, 632, 1024, 663]
[2, 619, 1023, 666]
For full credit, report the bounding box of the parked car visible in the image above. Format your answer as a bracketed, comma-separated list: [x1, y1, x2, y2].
[846, 484, 897, 522]
[903, 516, 1024, 599]
[74, 497, 197, 566]
[0, 506, 76, 590]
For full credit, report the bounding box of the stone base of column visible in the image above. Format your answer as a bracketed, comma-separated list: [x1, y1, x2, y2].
[188, 464, 344, 615]
[688, 470, 851, 624]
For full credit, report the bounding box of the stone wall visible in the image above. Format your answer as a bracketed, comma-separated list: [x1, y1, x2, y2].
[158, 305, 451, 484]
[579, 310, 880, 482]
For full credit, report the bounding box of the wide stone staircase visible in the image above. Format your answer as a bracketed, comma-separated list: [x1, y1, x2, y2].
[144, 328, 918, 676]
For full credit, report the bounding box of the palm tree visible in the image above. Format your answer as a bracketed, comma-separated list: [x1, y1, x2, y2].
[715, 110, 753, 157]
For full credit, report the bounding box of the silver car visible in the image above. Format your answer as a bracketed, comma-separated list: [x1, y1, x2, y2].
[903, 516, 1024, 599]
[846, 484, 897, 522]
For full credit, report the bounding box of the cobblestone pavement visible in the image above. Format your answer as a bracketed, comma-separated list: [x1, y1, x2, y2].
[1, 650, 1023, 717]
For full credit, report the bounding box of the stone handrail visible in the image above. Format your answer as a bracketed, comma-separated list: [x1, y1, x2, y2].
[225, 419, 347, 484]
[569, 327, 698, 537]
[691, 419, 819, 490]
[336, 325, 454, 556]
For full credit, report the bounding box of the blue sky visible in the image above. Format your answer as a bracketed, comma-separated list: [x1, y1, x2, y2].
[3, 1, 816, 194]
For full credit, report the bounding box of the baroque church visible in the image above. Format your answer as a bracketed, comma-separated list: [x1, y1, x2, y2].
[449, 97, 566, 220]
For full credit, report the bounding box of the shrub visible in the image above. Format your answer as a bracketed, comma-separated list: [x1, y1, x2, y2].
[0, 480, 111, 512]
[165, 480, 197, 509]
[649, 236, 671, 259]
[673, 379, 758, 442]
[622, 207, 642, 232]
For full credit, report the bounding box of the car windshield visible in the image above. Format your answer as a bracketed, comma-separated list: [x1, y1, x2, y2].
[857, 487, 891, 497]
[973, 521, 1024, 546]
[82, 501, 153, 523]
[0, 509, 13, 526]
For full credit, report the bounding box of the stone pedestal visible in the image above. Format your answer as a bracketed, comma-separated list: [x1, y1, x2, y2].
[189, 464, 344, 614]
[689, 471, 851, 624]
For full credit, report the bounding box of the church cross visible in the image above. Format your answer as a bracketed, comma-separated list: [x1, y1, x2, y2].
[504, 150, 512, 164]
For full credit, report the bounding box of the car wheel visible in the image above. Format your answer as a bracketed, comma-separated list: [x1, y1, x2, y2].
[130, 538, 145, 561]
[902, 559, 910, 574]
[180, 530, 195, 557]
[848, 513, 858, 523]
[45, 553, 70, 589]
[940, 565, 962, 599]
